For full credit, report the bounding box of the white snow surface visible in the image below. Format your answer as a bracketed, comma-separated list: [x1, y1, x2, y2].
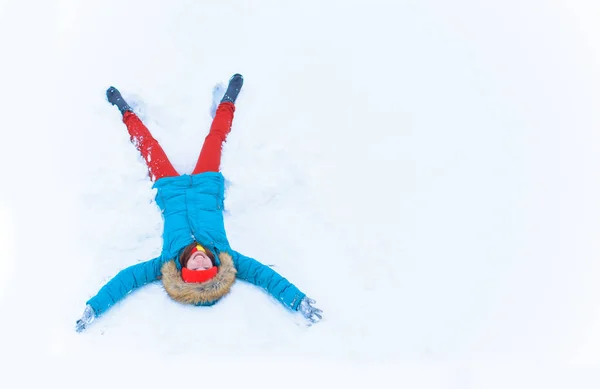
[1, 0, 600, 387]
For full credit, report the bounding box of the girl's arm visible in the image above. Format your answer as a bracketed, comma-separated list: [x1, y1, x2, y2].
[86, 257, 163, 316]
[230, 250, 306, 311]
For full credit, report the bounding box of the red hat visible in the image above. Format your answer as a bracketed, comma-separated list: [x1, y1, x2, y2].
[181, 265, 218, 283]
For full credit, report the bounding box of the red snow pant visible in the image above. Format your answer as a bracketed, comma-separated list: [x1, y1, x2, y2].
[122, 102, 235, 180]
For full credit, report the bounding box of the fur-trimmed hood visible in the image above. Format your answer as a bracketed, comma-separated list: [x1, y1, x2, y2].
[161, 252, 237, 306]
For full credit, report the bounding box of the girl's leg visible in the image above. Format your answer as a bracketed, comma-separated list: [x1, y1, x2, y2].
[123, 111, 179, 180]
[192, 102, 235, 174]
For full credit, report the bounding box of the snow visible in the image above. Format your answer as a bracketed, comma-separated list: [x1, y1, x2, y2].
[1, 0, 600, 387]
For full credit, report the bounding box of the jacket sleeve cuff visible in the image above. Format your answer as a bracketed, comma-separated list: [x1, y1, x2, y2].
[86, 298, 104, 317]
[288, 291, 306, 311]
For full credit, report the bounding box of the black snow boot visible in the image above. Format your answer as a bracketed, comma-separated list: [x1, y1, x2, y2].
[106, 86, 132, 115]
[220, 74, 244, 104]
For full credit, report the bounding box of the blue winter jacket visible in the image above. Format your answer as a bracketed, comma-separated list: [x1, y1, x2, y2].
[86, 172, 305, 316]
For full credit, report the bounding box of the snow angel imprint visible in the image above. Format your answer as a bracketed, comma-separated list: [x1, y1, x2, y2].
[75, 74, 322, 332]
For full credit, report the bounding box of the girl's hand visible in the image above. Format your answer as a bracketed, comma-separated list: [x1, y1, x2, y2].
[297, 297, 323, 323]
[75, 305, 96, 333]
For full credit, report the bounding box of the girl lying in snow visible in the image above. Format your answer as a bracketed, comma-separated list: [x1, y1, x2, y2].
[75, 74, 322, 332]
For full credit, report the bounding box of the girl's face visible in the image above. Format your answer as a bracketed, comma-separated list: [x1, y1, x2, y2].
[186, 251, 213, 270]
